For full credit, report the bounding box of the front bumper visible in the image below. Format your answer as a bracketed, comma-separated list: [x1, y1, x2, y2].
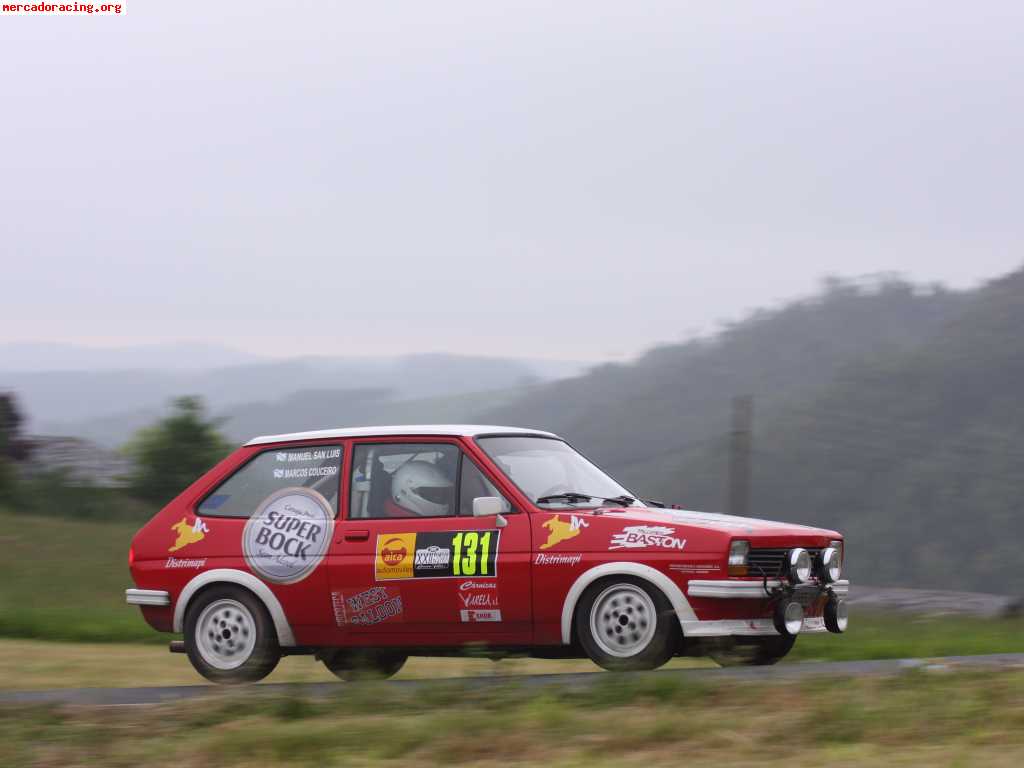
[687, 579, 849, 599]
[681, 579, 849, 637]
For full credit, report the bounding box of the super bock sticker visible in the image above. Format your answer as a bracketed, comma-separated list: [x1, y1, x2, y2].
[243, 487, 334, 584]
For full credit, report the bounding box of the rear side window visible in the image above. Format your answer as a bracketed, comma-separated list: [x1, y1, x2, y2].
[198, 445, 343, 518]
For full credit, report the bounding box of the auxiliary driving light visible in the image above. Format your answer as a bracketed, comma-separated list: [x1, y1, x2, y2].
[825, 596, 848, 634]
[774, 600, 804, 636]
[819, 546, 842, 583]
[787, 547, 812, 583]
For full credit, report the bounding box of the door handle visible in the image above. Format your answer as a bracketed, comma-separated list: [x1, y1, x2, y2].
[343, 529, 370, 542]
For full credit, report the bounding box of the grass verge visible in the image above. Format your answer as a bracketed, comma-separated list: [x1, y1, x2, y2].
[5, 669, 1024, 766]
[0, 511, 152, 643]
[0, 638, 712, 690]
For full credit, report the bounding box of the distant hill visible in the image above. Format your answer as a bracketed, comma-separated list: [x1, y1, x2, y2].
[0, 341, 264, 372]
[485, 275, 965, 481]
[481, 272, 1024, 591]
[217, 387, 526, 444]
[5, 353, 584, 437]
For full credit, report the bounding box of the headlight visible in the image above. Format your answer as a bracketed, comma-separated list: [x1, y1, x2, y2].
[825, 595, 848, 633]
[728, 540, 750, 576]
[820, 547, 842, 583]
[774, 599, 804, 636]
[788, 548, 812, 583]
[830, 539, 843, 566]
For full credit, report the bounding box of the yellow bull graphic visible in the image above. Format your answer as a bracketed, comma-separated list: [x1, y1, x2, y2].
[540, 514, 588, 550]
[169, 517, 209, 553]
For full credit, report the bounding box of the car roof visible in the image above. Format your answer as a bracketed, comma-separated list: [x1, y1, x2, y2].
[244, 424, 560, 447]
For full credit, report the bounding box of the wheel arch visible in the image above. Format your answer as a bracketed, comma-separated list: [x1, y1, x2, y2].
[560, 562, 696, 644]
[173, 568, 296, 647]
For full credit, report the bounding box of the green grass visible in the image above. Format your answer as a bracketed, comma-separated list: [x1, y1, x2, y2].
[792, 612, 1024, 661]
[0, 510, 155, 643]
[5, 669, 1024, 766]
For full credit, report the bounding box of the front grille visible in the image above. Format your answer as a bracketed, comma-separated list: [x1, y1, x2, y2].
[747, 547, 823, 578]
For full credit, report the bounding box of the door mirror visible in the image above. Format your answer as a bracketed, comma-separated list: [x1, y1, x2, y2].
[472, 496, 504, 517]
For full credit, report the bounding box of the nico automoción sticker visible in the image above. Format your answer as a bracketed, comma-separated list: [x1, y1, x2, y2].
[243, 487, 334, 584]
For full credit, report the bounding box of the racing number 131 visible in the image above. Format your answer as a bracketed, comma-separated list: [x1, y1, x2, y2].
[451, 531, 492, 576]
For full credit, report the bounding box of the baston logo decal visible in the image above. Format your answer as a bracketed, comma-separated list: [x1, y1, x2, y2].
[609, 525, 686, 551]
[540, 514, 589, 550]
[242, 487, 334, 584]
[168, 517, 209, 553]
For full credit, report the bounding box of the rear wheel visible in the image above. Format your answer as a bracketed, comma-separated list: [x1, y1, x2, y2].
[184, 585, 281, 684]
[321, 649, 408, 681]
[575, 577, 676, 671]
[707, 635, 795, 667]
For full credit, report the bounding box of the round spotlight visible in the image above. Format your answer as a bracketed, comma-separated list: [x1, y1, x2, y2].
[788, 548, 812, 583]
[825, 597, 848, 634]
[820, 547, 842, 583]
[774, 600, 804, 636]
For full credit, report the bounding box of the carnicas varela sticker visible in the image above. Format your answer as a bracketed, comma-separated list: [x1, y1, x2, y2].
[243, 487, 334, 584]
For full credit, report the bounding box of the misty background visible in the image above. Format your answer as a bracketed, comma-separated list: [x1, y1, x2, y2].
[2, 1, 1024, 593]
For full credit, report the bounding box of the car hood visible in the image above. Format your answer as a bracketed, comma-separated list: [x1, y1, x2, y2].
[596, 506, 841, 543]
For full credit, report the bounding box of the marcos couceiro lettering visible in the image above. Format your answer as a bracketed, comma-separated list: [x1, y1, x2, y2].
[375, 530, 501, 581]
[243, 487, 334, 584]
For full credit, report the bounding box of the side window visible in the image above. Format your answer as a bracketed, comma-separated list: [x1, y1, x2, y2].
[459, 460, 512, 517]
[198, 445, 343, 518]
[350, 443, 459, 519]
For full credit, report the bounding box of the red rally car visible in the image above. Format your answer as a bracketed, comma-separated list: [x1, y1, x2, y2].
[126, 425, 849, 683]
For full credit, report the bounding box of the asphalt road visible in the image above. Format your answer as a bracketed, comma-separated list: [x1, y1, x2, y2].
[3, 653, 1024, 707]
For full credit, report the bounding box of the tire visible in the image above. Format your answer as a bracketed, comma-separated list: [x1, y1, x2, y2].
[321, 649, 408, 681]
[575, 576, 676, 671]
[184, 585, 281, 684]
[707, 635, 795, 667]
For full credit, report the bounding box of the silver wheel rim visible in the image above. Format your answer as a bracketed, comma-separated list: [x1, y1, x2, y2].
[195, 599, 257, 670]
[589, 584, 657, 658]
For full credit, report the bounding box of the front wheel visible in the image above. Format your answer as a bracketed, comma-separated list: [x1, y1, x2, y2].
[707, 635, 795, 667]
[321, 649, 408, 681]
[184, 585, 281, 684]
[575, 577, 676, 671]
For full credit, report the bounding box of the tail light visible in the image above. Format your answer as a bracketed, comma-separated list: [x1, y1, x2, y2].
[128, 546, 135, 567]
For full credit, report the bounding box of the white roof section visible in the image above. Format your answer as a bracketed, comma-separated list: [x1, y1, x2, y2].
[244, 424, 559, 447]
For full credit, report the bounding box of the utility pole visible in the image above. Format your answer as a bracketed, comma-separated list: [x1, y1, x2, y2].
[727, 395, 753, 518]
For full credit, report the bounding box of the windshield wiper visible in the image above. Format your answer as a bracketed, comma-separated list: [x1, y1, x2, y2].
[535, 492, 636, 506]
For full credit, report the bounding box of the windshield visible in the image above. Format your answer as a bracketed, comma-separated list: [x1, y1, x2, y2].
[476, 436, 637, 508]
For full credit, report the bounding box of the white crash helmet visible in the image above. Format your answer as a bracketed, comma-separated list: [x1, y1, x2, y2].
[391, 460, 453, 516]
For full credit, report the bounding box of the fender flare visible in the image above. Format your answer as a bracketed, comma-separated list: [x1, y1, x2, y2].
[560, 562, 697, 644]
[172, 568, 297, 647]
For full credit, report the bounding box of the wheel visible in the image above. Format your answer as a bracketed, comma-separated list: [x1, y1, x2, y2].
[575, 576, 676, 671]
[321, 649, 408, 681]
[184, 585, 281, 684]
[706, 635, 795, 667]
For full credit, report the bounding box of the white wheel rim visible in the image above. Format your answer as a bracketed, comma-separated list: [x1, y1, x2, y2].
[195, 599, 257, 670]
[590, 584, 657, 658]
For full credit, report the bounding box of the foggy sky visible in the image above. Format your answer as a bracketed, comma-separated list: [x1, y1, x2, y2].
[1, 1, 1022, 362]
